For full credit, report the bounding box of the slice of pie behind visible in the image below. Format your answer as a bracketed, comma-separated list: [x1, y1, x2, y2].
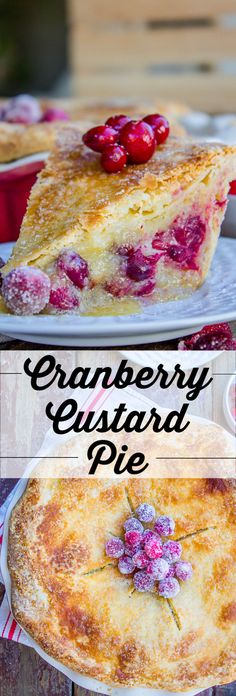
[1, 127, 236, 315]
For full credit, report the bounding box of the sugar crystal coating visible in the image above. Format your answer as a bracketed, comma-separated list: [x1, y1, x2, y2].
[158, 577, 180, 598]
[2, 266, 50, 315]
[123, 517, 144, 533]
[133, 571, 155, 592]
[154, 515, 175, 536]
[162, 540, 182, 563]
[124, 543, 141, 557]
[133, 551, 149, 569]
[146, 558, 170, 580]
[135, 503, 155, 523]
[142, 529, 159, 543]
[125, 530, 143, 547]
[105, 537, 124, 558]
[144, 536, 163, 559]
[118, 555, 135, 574]
[174, 560, 193, 581]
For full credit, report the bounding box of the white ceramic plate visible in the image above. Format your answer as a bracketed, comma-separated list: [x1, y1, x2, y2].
[0, 238, 236, 347]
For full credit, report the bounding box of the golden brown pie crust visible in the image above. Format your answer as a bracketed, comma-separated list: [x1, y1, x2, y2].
[8, 477, 236, 691]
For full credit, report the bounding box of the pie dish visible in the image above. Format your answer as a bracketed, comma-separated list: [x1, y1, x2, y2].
[8, 477, 236, 691]
[0, 126, 236, 316]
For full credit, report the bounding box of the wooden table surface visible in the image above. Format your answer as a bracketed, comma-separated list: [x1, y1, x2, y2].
[0, 351, 235, 695]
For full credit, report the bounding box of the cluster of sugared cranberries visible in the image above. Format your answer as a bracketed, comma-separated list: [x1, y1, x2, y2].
[0, 94, 69, 124]
[1, 248, 89, 315]
[105, 506, 193, 598]
[82, 113, 170, 173]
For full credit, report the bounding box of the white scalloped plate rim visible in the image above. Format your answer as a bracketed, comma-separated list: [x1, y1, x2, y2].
[0, 238, 235, 344]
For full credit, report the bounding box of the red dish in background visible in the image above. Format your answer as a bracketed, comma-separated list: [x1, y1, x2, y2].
[229, 180, 236, 195]
[0, 157, 46, 243]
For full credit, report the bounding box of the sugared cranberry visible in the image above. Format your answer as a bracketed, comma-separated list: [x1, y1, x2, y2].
[178, 323, 236, 351]
[165, 565, 175, 579]
[143, 114, 170, 145]
[143, 529, 159, 544]
[41, 108, 69, 122]
[124, 543, 140, 557]
[162, 541, 182, 563]
[49, 284, 79, 311]
[158, 577, 180, 598]
[126, 249, 157, 282]
[105, 114, 131, 131]
[124, 517, 143, 533]
[105, 537, 124, 559]
[133, 571, 155, 592]
[101, 144, 127, 173]
[125, 530, 143, 547]
[57, 250, 88, 289]
[1, 266, 50, 315]
[174, 560, 193, 581]
[144, 536, 163, 560]
[118, 555, 135, 574]
[133, 551, 149, 569]
[135, 503, 155, 523]
[146, 558, 170, 580]
[82, 125, 117, 153]
[154, 515, 175, 537]
[119, 120, 155, 164]
[3, 95, 41, 124]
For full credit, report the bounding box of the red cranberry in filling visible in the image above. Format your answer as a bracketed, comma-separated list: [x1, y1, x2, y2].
[117, 244, 134, 257]
[105, 114, 131, 131]
[119, 121, 155, 164]
[82, 125, 117, 153]
[143, 114, 170, 145]
[105, 277, 133, 298]
[57, 250, 88, 289]
[134, 279, 156, 296]
[126, 249, 157, 282]
[173, 216, 205, 251]
[49, 284, 79, 311]
[168, 245, 198, 270]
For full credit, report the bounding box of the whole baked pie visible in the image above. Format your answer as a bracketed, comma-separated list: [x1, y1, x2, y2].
[8, 478, 236, 691]
[1, 124, 235, 316]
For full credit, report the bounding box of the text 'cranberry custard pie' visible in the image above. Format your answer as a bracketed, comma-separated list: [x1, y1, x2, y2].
[1, 118, 236, 316]
[8, 478, 236, 691]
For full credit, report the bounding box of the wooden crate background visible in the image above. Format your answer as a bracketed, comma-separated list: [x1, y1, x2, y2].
[67, 0, 236, 112]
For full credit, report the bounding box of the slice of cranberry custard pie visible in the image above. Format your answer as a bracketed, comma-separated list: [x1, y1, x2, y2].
[1, 119, 236, 316]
